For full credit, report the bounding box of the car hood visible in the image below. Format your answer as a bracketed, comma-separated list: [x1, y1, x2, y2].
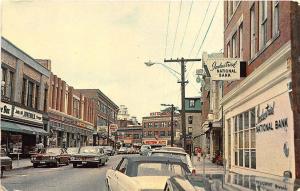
[131, 176, 169, 190]
[73, 153, 98, 157]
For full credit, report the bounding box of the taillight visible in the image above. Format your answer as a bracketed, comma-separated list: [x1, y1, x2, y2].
[192, 169, 196, 175]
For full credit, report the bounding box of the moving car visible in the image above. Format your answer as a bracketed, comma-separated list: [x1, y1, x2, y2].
[117, 147, 128, 154]
[0, 149, 12, 178]
[139, 145, 151, 156]
[106, 156, 191, 191]
[31, 148, 70, 168]
[148, 149, 196, 174]
[103, 146, 115, 156]
[70, 146, 108, 168]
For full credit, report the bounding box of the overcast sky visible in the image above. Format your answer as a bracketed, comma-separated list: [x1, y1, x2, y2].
[2, 0, 223, 122]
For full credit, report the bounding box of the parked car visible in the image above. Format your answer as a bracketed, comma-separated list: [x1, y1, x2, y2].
[103, 146, 115, 156]
[148, 149, 196, 174]
[127, 147, 135, 154]
[139, 145, 151, 156]
[66, 147, 80, 156]
[106, 156, 191, 191]
[117, 147, 128, 154]
[0, 148, 12, 178]
[70, 146, 108, 168]
[31, 148, 70, 168]
[160, 146, 185, 153]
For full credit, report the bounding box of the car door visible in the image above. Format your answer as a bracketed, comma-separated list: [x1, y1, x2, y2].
[115, 159, 130, 191]
[107, 158, 126, 191]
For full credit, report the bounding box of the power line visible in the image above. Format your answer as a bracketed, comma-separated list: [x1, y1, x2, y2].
[171, 0, 183, 58]
[164, 2, 171, 58]
[186, 0, 219, 79]
[178, 1, 194, 57]
[188, 0, 212, 58]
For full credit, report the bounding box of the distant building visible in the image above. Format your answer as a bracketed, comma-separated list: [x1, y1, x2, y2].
[75, 89, 119, 146]
[117, 105, 130, 120]
[142, 112, 181, 146]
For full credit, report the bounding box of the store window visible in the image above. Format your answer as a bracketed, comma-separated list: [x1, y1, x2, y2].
[233, 108, 256, 169]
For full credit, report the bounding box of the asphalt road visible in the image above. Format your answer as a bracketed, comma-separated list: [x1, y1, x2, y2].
[1, 154, 125, 191]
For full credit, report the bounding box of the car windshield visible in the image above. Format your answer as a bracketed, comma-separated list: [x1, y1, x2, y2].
[141, 145, 151, 151]
[136, 162, 187, 177]
[46, 148, 61, 154]
[151, 152, 188, 164]
[80, 147, 99, 154]
[67, 148, 79, 154]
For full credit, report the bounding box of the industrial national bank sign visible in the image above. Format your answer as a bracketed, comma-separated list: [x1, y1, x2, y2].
[206, 58, 246, 81]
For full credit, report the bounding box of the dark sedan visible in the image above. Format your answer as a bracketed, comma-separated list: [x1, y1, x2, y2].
[31, 148, 70, 168]
[70, 146, 109, 168]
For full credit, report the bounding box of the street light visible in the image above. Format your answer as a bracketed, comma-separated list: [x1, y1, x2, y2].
[144, 60, 181, 79]
[161, 104, 175, 147]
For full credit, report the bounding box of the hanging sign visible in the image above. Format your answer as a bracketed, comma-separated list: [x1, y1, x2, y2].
[0, 102, 12, 117]
[206, 58, 242, 81]
[13, 106, 43, 124]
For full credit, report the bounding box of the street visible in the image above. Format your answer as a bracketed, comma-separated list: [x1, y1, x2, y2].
[1, 155, 124, 191]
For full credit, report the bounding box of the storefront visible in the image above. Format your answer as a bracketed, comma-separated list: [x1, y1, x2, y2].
[1, 102, 48, 157]
[223, 43, 295, 178]
[48, 112, 93, 148]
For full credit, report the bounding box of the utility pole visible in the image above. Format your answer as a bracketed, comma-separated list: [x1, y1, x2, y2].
[164, 58, 201, 151]
[161, 103, 175, 147]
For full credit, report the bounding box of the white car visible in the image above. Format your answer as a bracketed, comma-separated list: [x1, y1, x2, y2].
[148, 149, 196, 174]
[106, 156, 191, 191]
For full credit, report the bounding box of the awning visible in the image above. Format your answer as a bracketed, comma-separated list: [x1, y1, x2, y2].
[1, 121, 48, 135]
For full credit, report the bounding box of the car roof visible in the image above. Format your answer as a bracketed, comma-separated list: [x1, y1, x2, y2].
[161, 146, 185, 151]
[123, 155, 184, 163]
[151, 149, 188, 155]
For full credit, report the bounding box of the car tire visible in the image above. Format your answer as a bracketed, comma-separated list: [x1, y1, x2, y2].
[54, 160, 60, 168]
[33, 163, 38, 168]
[73, 163, 77, 168]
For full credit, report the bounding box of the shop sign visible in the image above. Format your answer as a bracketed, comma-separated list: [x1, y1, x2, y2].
[76, 121, 86, 128]
[143, 140, 167, 145]
[13, 106, 43, 124]
[256, 102, 288, 133]
[150, 112, 161, 116]
[124, 139, 132, 144]
[0, 102, 12, 116]
[206, 58, 241, 81]
[109, 124, 118, 133]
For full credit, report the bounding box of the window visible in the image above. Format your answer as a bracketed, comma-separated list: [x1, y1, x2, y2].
[188, 116, 193, 124]
[272, 1, 279, 37]
[27, 81, 34, 108]
[144, 123, 147, 128]
[44, 88, 48, 112]
[232, 33, 237, 58]
[1, 67, 7, 97]
[227, 42, 231, 58]
[154, 131, 159, 137]
[160, 131, 165, 137]
[239, 24, 243, 59]
[233, 109, 256, 169]
[250, 6, 256, 58]
[148, 131, 153, 137]
[148, 122, 152, 128]
[189, 100, 195, 108]
[227, 119, 231, 167]
[188, 127, 192, 135]
[154, 122, 159, 128]
[73, 98, 80, 118]
[35, 85, 39, 110]
[168, 131, 171, 136]
[227, 1, 233, 20]
[260, 1, 268, 48]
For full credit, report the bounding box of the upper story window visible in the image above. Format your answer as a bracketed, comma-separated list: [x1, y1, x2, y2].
[239, 24, 243, 59]
[227, 1, 233, 21]
[189, 100, 195, 108]
[27, 81, 34, 108]
[232, 33, 237, 58]
[188, 116, 193, 124]
[259, 1, 268, 49]
[272, 1, 279, 37]
[44, 88, 48, 112]
[227, 42, 231, 58]
[250, 5, 256, 59]
[73, 98, 80, 118]
[1, 67, 14, 100]
[35, 85, 40, 110]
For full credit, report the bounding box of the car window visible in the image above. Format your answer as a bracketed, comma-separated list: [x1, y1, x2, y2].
[151, 152, 188, 164]
[79, 147, 99, 154]
[46, 148, 61, 155]
[136, 162, 186, 177]
[117, 159, 128, 174]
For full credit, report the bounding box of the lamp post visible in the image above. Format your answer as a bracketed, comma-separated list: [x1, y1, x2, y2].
[144, 61, 181, 80]
[161, 104, 175, 147]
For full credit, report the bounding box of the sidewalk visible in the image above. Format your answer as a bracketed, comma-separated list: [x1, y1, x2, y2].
[12, 158, 32, 170]
[192, 156, 225, 174]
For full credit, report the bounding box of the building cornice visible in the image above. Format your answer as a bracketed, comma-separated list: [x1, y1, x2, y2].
[48, 108, 94, 126]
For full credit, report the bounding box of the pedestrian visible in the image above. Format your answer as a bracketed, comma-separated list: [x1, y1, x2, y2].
[197, 148, 201, 161]
[36, 142, 44, 153]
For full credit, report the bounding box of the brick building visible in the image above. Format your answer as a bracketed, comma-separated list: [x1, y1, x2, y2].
[48, 73, 95, 147]
[222, 1, 300, 180]
[1, 37, 50, 156]
[142, 112, 181, 146]
[74, 89, 119, 146]
[117, 119, 142, 146]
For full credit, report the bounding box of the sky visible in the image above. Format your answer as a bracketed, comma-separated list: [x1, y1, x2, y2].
[1, 0, 223, 122]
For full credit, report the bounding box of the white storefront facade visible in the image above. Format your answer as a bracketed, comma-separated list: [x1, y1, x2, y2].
[222, 42, 296, 179]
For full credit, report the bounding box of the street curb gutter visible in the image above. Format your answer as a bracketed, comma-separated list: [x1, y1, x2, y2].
[12, 165, 32, 171]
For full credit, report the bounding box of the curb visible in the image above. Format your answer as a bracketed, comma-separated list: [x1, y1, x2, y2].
[12, 165, 32, 171]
